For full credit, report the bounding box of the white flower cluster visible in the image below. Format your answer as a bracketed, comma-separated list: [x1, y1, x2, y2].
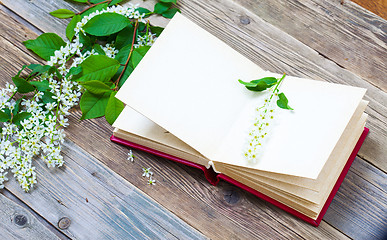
[0, 4, 155, 191]
[134, 32, 158, 48]
[244, 90, 279, 164]
[142, 167, 156, 185]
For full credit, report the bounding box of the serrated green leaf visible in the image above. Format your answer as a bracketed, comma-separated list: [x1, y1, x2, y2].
[109, 0, 123, 6]
[13, 112, 32, 126]
[277, 92, 293, 110]
[105, 91, 124, 125]
[81, 3, 108, 17]
[150, 26, 164, 36]
[74, 55, 120, 82]
[112, 64, 134, 89]
[80, 91, 110, 120]
[131, 46, 150, 69]
[83, 12, 131, 36]
[154, 2, 171, 14]
[12, 77, 35, 93]
[79, 80, 112, 95]
[159, 0, 177, 4]
[93, 44, 106, 55]
[12, 98, 22, 116]
[115, 25, 134, 49]
[66, 15, 82, 41]
[23, 33, 66, 61]
[42, 91, 56, 104]
[50, 9, 75, 19]
[114, 44, 131, 65]
[89, 0, 106, 3]
[79, 32, 92, 50]
[0, 111, 10, 122]
[28, 64, 51, 75]
[68, 66, 83, 78]
[238, 77, 277, 92]
[162, 8, 180, 19]
[136, 7, 152, 15]
[30, 80, 50, 91]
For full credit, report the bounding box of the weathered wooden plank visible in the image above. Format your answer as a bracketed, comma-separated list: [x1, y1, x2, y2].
[325, 157, 387, 240]
[0, 193, 60, 240]
[351, 0, 387, 20]
[233, 0, 387, 91]
[0, 10, 349, 240]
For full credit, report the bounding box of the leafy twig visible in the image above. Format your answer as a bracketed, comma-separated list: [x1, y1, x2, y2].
[77, 0, 111, 15]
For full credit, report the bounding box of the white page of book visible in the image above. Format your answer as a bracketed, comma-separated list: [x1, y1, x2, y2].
[116, 13, 366, 179]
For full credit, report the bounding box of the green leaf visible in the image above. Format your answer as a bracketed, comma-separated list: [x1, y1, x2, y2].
[130, 46, 150, 69]
[115, 25, 134, 49]
[109, 0, 123, 6]
[112, 64, 134, 89]
[74, 55, 120, 82]
[42, 91, 56, 104]
[277, 93, 293, 110]
[162, 8, 180, 19]
[12, 98, 22, 115]
[50, 9, 75, 19]
[68, 66, 83, 78]
[48, 66, 63, 80]
[13, 112, 32, 126]
[136, 7, 152, 15]
[23, 33, 66, 61]
[71, 0, 88, 2]
[105, 92, 124, 125]
[79, 32, 92, 49]
[154, 2, 172, 14]
[238, 77, 277, 92]
[89, 0, 106, 3]
[150, 26, 164, 36]
[93, 44, 106, 55]
[80, 91, 110, 120]
[0, 111, 10, 122]
[16, 65, 28, 77]
[12, 77, 35, 93]
[66, 15, 82, 41]
[28, 64, 51, 75]
[81, 3, 108, 17]
[83, 13, 131, 36]
[30, 80, 50, 91]
[79, 80, 112, 95]
[159, 0, 177, 4]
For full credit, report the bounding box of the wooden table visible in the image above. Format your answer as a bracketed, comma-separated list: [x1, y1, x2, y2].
[0, 0, 386, 239]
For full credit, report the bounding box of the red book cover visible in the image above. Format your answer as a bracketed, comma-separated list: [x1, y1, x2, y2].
[111, 127, 369, 226]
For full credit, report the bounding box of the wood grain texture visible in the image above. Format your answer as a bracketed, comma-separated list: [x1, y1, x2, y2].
[233, 0, 387, 91]
[0, 0, 386, 239]
[0, 193, 60, 240]
[351, 0, 387, 20]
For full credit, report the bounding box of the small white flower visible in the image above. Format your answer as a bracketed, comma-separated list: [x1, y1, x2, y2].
[142, 167, 153, 178]
[127, 150, 134, 162]
[148, 177, 156, 185]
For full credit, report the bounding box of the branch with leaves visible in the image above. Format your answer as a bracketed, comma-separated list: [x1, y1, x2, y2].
[0, 0, 179, 191]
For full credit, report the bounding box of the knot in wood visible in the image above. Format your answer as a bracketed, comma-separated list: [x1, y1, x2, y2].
[223, 189, 240, 204]
[239, 16, 250, 25]
[58, 217, 71, 230]
[14, 214, 28, 227]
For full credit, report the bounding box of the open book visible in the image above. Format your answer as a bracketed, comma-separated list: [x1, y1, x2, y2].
[112, 13, 369, 226]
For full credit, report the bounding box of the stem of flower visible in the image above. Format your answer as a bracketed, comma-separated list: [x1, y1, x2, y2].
[114, 20, 139, 91]
[77, 0, 111, 15]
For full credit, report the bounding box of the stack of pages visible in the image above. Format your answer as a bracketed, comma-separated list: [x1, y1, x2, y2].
[112, 13, 368, 226]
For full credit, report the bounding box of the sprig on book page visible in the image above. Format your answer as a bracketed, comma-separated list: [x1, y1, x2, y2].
[239, 73, 293, 164]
